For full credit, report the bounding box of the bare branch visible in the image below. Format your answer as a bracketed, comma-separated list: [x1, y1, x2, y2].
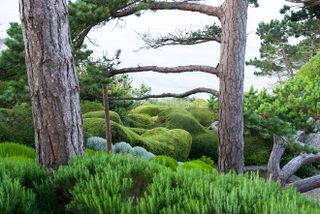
[208, 121, 219, 134]
[281, 152, 320, 183]
[108, 65, 219, 77]
[267, 135, 286, 182]
[109, 87, 219, 100]
[112, 2, 223, 19]
[290, 175, 320, 193]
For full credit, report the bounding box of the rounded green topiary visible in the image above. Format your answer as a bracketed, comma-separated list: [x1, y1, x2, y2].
[131, 104, 167, 116]
[82, 110, 122, 124]
[151, 155, 178, 171]
[122, 113, 155, 128]
[187, 106, 217, 127]
[0, 142, 36, 159]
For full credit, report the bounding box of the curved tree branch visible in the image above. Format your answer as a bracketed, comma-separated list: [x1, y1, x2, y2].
[109, 87, 219, 100]
[281, 152, 320, 183]
[108, 65, 219, 77]
[208, 121, 219, 134]
[112, 2, 223, 19]
[290, 175, 320, 193]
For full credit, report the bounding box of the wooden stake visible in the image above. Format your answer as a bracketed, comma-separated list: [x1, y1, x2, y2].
[103, 84, 112, 152]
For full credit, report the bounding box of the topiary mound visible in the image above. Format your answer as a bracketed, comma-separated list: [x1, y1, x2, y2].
[82, 110, 122, 124]
[141, 127, 192, 161]
[0, 142, 36, 159]
[179, 159, 215, 173]
[122, 113, 155, 129]
[150, 155, 178, 171]
[2, 154, 319, 213]
[131, 104, 167, 116]
[187, 106, 217, 127]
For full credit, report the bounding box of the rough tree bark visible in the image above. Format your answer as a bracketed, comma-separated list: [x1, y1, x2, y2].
[267, 135, 286, 181]
[218, 0, 248, 173]
[19, 0, 84, 169]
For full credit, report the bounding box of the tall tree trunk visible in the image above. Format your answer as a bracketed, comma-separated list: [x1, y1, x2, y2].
[19, 0, 84, 169]
[218, 0, 248, 173]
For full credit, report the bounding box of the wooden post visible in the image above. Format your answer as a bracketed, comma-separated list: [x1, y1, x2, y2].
[103, 85, 112, 152]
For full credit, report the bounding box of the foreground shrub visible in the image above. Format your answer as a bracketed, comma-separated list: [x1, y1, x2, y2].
[1, 154, 319, 213]
[0, 142, 36, 159]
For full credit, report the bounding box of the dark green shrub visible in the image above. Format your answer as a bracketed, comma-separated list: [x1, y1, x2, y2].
[82, 110, 122, 124]
[189, 130, 218, 161]
[80, 100, 103, 114]
[179, 160, 215, 173]
[129, 127, 147, 135]
[122, 113, 155, 128]
[0, 103, 34, 147]
[0, 142, 36, 159]
[0, 176, 38, 214]
[151, 155, 178, 171]
[244, 135, 272, 165]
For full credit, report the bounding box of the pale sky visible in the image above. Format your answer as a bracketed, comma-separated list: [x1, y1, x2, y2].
[0, 0, 293, 98]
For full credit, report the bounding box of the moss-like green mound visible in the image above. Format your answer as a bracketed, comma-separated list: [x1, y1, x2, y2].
[142, 128, 192, 160]
[131, 104, 167, 116]
[82, 110, 122, 124]
[122, 113, 155, 128]
[151, 155, 178, 171]
[157, 108, 205, 134]
[0, 142, 36, 159]
[2, 154, 318, 213]
[80, 100, 104, 114]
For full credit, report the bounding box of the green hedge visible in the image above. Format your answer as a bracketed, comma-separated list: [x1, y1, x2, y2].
[0, 142, 36, 159]
[1, 154, 318, 213]
[82, 110, 122, 124]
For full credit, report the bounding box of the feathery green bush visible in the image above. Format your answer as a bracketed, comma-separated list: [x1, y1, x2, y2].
[179, 160, 215, 173]
[0, 142, 36, 159]
[151, 155, 178, 171]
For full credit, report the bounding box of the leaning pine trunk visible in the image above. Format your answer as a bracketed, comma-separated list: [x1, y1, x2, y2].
[19, 0, 84, 169]
[218, 0, 248, 173]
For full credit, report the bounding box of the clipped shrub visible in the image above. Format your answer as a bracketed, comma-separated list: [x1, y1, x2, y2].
[131, 104, 167, 116]
[0, 103, 34, 147]
[122, 113, 155, 128]
[0, 176, 38, 214]
[129, 127, 147, 135]
[130, 146, 148, 157]
[151, 155, 178, 171]
[179, 160, 215, 173]
[80, 100, 103, 114]
[142, 127, 192, 161]
[82, 110, 122, 124]
[82, 118, 106, 139]
[0, 142, 36, 159]
[86, 137, 107, 151]
[112, 142, 133, 154]
[187, 106, 217, 127]
[85, 149, 97, 156]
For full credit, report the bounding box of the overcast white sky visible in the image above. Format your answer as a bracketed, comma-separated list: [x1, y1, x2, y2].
[0, 0, 292, 98]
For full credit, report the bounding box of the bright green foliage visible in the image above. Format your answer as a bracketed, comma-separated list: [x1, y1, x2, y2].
[131, 104, 167, 116]
[0, 177, 38, 214]
[129, 127, 147, 135]
[122, 113, 155, 128]
[86, 137, 107, 151]
[179, 160, 215, 173]
[85, 149, 97, 156]
[0, 142, 36, 159]
[150, 155, 178, 171]
[80, 100, 104, 114]
[82, 110, 122, 124]
[142, 128, 192, 161]
[0, 103, 34, 147]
